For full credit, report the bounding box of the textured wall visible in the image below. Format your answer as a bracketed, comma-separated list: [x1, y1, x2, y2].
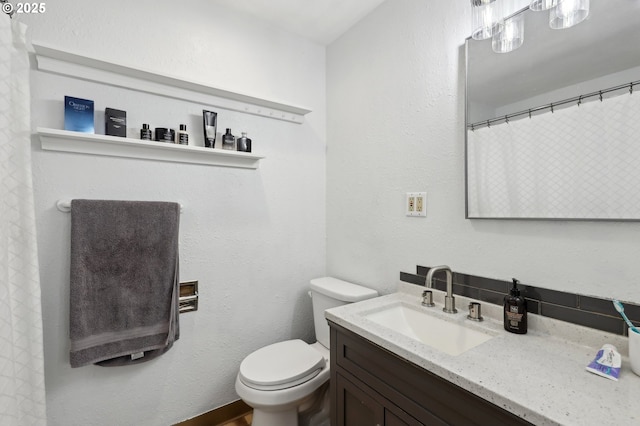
[20, 1, 326, 425]
[326, 0, 640, 304]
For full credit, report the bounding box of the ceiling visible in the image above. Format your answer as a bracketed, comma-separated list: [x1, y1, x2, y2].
[212, 0, 387, 45]
[467, 0, 640, 123]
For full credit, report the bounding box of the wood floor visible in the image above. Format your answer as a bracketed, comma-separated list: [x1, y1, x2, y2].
[219, 411, 252, 426]
[174, 400, 252, 426]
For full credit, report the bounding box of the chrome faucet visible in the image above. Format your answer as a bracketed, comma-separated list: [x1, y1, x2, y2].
[425, 265, 457, 314]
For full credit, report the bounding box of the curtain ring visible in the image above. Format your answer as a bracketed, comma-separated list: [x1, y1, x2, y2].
[630, 82, 634, 95]
[599, 91, 603, 102]
[528, 109, 532, 119]
[550, 103, 554, 113]
[486, 119, 490, 128]
[578, 96, 582, 106]
[505, 115, 509, 124]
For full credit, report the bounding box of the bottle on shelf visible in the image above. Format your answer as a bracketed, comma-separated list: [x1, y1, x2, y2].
[177, 124, 189, 145]
[222, 128, 235, 150]
[237, 132, 252, 152]
[140, 123, 152, 141]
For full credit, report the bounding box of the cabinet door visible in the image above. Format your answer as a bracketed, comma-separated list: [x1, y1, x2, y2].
[385, 408, 424, 426]
[335, 373, 384, 426]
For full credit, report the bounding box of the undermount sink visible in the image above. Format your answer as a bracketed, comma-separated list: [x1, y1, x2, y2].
[364, 302, 495, 356]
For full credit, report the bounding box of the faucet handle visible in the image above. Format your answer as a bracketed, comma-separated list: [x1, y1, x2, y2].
[421, 290, 435, 307]
[467, 302, 484, 321]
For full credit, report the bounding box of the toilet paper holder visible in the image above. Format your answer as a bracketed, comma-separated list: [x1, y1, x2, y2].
[179, 280, 198, 313]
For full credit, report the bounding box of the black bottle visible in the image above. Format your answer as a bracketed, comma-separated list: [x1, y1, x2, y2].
[504, 278, 527, 334]
[140, 123, 152, 140]
[237, 132, 252, 152]
[222, 128, 235, 150]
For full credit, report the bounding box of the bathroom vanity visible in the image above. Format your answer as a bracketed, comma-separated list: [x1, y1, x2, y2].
[329, 322, 529, 425]
[326, 282, 640, 425]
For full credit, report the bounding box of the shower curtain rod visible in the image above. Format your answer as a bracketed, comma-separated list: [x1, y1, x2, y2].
[468, 79, 639, 131]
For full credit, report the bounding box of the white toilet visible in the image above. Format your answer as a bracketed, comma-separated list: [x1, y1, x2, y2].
[235, 277, 378, 426]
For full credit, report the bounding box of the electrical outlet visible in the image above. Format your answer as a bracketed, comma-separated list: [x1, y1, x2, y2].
[406, 192, 426, 217]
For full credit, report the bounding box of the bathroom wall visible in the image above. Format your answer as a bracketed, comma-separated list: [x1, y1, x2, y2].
[326, 0, 640, 304]
[20, 1, 326, 425]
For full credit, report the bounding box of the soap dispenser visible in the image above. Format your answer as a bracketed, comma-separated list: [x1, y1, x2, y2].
[504, 278, 527, 334]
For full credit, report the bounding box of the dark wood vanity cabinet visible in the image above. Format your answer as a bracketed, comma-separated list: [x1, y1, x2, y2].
[329, 322, 532, 426]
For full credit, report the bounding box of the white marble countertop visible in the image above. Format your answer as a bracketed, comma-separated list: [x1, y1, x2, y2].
[325, 281, 640, 426]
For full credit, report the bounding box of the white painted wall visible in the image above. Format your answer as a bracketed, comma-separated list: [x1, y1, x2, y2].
[326, 0, 640, 304]
[20, 0, 640, 424]
[20, 1, 326, 425]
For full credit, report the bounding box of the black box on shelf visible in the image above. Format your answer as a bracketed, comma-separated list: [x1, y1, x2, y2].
[105, 108, 127, 137]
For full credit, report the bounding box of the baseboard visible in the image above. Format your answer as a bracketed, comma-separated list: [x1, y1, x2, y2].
[174, 399, 251, 426]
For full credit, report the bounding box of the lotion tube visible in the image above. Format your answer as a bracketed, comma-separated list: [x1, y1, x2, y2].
[203, 110, 218, 148]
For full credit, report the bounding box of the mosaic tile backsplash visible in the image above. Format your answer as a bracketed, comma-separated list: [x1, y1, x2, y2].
[400, 265, 640, 336]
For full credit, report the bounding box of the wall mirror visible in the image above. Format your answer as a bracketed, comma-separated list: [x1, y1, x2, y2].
[465, 0, 640, 220]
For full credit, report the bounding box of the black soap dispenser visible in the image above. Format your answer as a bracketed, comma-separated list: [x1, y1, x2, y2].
[504, 278, 527, 334]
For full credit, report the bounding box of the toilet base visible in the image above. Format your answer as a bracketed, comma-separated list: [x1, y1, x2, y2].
[298, 382, 330, 426]
[251, 408, 298, 426]
[238, 379, 330, 426]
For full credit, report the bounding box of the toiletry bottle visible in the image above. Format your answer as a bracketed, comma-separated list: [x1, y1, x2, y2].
[202, 110, 217, 148]
[222, 128, 235, 150]
[140, 124, 152, 140]
[504, 278, 527, 334]
[155, 128, 175, 143]
[237, 132, 252, 152]
[177, 124, 189, 145]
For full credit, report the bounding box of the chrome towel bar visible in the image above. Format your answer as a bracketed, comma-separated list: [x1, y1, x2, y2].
[56, 199, 184, 213]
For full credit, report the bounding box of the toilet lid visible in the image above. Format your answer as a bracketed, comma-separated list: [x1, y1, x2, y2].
[239, 339, 325, 391]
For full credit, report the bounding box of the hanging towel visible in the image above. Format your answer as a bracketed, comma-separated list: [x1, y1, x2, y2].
[69, 199, 180, 367]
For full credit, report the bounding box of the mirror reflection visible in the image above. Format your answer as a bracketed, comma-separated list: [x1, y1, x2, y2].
[465, 0, 640, 220]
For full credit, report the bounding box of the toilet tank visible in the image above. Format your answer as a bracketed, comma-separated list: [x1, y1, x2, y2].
[310, 277, 378, 349]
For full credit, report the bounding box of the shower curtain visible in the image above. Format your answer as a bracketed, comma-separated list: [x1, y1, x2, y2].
[0, 16, 47, 426]
[468, 91, 640, 219]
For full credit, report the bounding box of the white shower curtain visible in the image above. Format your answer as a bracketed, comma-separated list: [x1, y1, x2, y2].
[0, 17, 47, 426]
[468, 91, 640, 219]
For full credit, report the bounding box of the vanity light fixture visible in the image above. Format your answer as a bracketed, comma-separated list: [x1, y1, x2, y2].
[549, 0, 590, 29]
[492, 12, 525, 53]
[471, 0, 504, 40]
[529, 0, 558, 11]
[472, 0, 591, 53]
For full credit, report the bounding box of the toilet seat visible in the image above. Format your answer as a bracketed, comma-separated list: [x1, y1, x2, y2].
[239, 339, 326, 391]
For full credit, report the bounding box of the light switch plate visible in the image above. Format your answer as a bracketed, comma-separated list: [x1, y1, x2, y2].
[406, 192, 427, 217]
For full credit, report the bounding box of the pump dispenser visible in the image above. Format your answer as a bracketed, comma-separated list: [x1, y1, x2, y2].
[504, 278, 527, 334]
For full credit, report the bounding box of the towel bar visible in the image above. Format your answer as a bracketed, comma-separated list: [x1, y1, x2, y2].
[56, 199, 184, 213]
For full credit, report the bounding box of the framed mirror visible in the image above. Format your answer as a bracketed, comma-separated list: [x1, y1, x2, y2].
[465, 0, 640, 220]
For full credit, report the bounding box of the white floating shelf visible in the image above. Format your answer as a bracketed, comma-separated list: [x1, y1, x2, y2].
[38, 128, 265, 169]
[33, 43, 312, 124]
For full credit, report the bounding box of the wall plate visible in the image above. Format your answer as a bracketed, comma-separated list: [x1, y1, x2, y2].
[406, 192, 427, 217]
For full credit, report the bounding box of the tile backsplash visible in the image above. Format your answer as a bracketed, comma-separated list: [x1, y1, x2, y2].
[400, 265, 640, 336]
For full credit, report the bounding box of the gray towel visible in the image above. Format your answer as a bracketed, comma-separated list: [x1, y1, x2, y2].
[69, 199, 180, 367]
